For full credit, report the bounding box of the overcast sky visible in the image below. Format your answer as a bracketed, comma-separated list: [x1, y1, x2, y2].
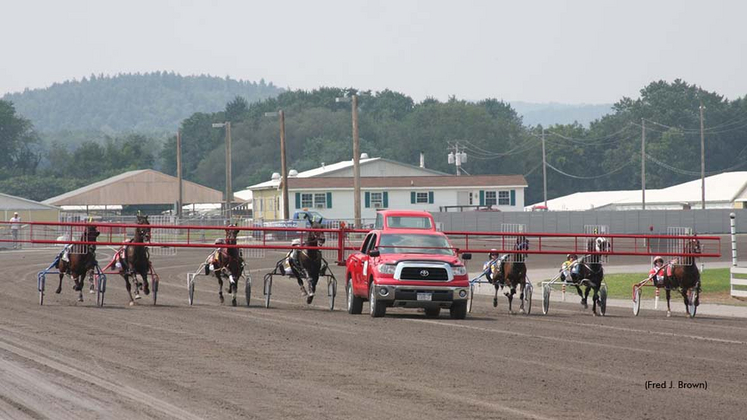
[1, 0, 745, 103]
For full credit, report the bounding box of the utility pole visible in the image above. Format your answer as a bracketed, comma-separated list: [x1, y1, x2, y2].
[541, 128, 547, 208]
[352, 95, 361, 228]
[641, 119, 646, 210]
[225, 122, 233, 219]
[700, 101, 706, 209]
[176, 130, 183, 218]
[279, 110, 289, 220]
[447, 141, 467, 176]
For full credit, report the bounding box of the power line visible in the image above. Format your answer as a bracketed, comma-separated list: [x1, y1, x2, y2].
[545, 159, 635, 179]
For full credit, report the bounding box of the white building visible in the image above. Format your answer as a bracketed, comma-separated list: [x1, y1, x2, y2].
[527, 171, 747, 211]
[242, 156, 528, 220]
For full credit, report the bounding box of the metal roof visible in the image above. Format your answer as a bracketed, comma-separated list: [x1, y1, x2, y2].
[527, 171, 747, 210]
[43, 169, 223, 206]
[0, 192, 60, 210]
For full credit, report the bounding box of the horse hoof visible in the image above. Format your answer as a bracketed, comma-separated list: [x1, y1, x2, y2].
[129, 301, 135, 306]
[89, 289, 95, 294]
[667, 311, 671, 318]
[55, 288, 62, 294]
[232, 298, 237, 307]
[306, 295, 314, 304]
[143, 288, 150, 296]
[492, 299, 498, 307]
[219, 295, 224, 304]
[134, 294, 141, 300]
[78, 297, 84, 302]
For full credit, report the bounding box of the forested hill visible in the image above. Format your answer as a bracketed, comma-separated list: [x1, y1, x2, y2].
[2, 72, 283, 133]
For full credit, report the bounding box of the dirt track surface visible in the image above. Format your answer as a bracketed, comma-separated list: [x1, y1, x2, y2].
[2, 248, 746, 419]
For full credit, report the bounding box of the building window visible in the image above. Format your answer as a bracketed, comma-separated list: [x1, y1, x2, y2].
[314, 193, 327, 208]
[469, 192, 473, 205]
[416, 192, 429, 203]
[301, 193, 313, 208]
[498, 190, 510, 205]
[485, 191, 497, 206]
[370, 192, 383, 208]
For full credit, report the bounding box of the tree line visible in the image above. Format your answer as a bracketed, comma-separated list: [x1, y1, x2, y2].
[1, 79, 745, 205]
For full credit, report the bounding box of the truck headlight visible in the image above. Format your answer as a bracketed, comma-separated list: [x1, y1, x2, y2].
[452, 266, 467, 276]
[377, 264, 396, 275]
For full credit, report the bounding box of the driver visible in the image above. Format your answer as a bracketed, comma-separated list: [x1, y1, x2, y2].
[650, 256, 666, 287]
[482, 249, 500, 284]
[561, 254, 577, 282]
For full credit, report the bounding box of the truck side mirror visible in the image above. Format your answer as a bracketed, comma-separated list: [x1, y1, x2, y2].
[368, 249, 380, 258]
[461, 253, 472, 260]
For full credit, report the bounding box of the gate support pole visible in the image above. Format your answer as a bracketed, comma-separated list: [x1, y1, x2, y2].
[731, 213, 737, 267]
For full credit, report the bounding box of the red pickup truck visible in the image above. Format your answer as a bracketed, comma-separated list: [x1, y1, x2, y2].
[345, 210, 472, 318]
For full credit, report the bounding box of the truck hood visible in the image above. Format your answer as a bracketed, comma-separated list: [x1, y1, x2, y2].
[377, 253, 463, 266]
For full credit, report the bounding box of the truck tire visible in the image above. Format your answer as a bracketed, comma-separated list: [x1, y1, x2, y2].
[449, 301, 468, 319]
[347, 279, 363, 314]
[424, 307, 441, 318]
[369, 281, 386, 318]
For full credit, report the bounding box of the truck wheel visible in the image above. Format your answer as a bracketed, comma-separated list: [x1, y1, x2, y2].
[424, 307, 441, 318]
[347, 279, 363, 314]
[369, 282, 386, 318]
[450, 301, 468, 319]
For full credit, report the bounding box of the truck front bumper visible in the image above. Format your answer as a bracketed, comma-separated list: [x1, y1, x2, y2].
[372, 285, 469, 308]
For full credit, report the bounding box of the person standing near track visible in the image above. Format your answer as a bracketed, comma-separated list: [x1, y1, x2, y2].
[9, 212, 21, 249]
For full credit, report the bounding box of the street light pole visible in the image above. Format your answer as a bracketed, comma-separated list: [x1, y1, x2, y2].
[265, 111, 289, 220]
[336, 94, 361, 228]
[212, 122, 233, 219]
[176, 130, 183, 218]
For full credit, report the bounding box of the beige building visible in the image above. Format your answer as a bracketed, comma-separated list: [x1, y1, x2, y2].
[43, 169, 223, 211]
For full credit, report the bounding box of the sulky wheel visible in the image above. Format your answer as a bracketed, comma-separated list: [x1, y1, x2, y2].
[542, 284, 550, 315]
[633, 286, 642, 316]
[96, 273, 106, 307]
[245, 274, 252, 307]
[523, 283, 532, 315]
[188, 278, 195, 306]
[152, 278, 159, 306]
[467, 284, 474, 314]
[327, 275, 337, 311]
[263, 273, 272, 308]
[38, 273, 46, 306]
[600, 285, 608, 316]
[687, 288, 698, 318]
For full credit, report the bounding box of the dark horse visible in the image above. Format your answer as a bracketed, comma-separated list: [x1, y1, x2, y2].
[491, 236, 529, 314]
[572, 237, 608, 316]
[118, 214, 151, 306]
[56, 225, 100, 302]
[663, 238, 701, 317]
[209, 225, 244, 306]
[289, 219, 326, 304]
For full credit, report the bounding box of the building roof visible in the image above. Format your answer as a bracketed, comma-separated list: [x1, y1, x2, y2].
[528, 171, 747, 210]
[613, 171, 747, 205]
[247, 156, 449, 190]
[526, 190, 640, 211]
[284, 175, 527, 189]
[0, 192, 60, 211]
[43, 169, 224, 206]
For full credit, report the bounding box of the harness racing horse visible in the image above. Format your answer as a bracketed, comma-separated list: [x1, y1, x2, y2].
[55, 225, 100, 302]
[663, 238, 701, 317]
[289, 219, 326, 304]
[572, 237, 608, 316]
[119, 214, 152, 306]
[491, 236, 529, 314]
[209, 225, 244, 306]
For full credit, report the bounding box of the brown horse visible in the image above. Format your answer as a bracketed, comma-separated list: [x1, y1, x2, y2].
[208, 225, 244, 306]
[663, 238, 701, 317]
[572, 238, 607, 316]
[491, 237, 529, 314]
[119, 214, 151, 305]
[289, 219, 326, 304]
[56, 225, 100, 302]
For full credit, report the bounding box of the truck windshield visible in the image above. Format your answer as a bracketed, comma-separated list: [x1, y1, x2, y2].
[386, 216, 432, 229]
[378, 234, 454, 255]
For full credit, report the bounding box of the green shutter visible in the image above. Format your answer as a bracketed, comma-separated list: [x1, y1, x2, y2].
[295, 192, 301, 209]
[411, 191, 416, 204]
[365, 192, 370, 208]
[510, 189, 516, 206]
[479, 190, 485, 206]
[383, 192, 389, 208]
[428, 191, 434, 204]
[326, 192, 332, 208]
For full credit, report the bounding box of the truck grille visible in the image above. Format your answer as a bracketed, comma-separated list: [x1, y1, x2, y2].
[399, 267, 449, 281]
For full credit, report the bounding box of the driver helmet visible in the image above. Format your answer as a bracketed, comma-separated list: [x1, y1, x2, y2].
[214, 238, 225, 245]
[653, 256, 664, 265]
[569, 253, 577, 260]
[291, 238, 302, 247]
[489, 248, 499, 258]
